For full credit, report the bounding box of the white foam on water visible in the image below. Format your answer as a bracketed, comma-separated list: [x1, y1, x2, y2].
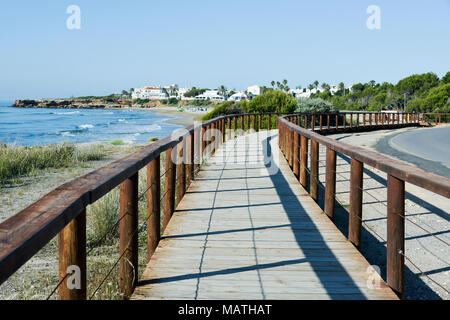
[78, 124, 94, 129]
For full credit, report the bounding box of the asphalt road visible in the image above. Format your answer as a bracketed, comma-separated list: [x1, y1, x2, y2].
[375, 126, 450, 178]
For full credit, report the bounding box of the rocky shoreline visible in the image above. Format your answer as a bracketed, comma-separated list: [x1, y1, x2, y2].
[13, 99, 134, 109]
[12, 98, 218, 110]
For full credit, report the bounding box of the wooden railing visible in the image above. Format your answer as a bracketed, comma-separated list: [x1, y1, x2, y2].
[0, 112, 284, 300]
[278, 113, 450, 298]
[0, 111, 443, 300]
[420, 113, 450, 126]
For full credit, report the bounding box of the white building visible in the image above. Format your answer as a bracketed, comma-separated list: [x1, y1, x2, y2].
[132, 86, 169, 100]
[228, 92, 248, 102]
[247, 85, 262, 96]
[178, 88, 193, 100]
[195, 90, 226, 101]
[290, 88, 320, 98]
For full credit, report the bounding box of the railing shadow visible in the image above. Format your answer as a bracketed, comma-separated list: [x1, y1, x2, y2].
[261, 134, 369, 299]
[316, 154, 443, 300]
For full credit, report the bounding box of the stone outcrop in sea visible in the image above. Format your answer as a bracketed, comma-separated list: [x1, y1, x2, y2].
[12, 99, 131, 109]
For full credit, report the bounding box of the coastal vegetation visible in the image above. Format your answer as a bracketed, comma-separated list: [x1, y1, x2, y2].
[202, 90, 317, 120]
[0, 143, 107, 185]
[309, 71, 450, 113]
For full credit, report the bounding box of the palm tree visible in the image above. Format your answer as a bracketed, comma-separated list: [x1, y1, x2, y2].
[338, 82, 345, 96]
[314, 80, 319, 89]
[276, 81, 281, 90]
[218, 85, 227, 97]
[271, 81, 275, 89]
[282, 79, 288, 87]
[308, 84, 314, 91]
[321, 83, 330, 92]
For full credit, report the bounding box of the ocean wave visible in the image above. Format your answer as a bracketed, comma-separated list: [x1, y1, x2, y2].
[60, 131, 76, 137]
[133, 124, 161, 133]
[78, 124, 94, 129]
[51, 111, 81, 115]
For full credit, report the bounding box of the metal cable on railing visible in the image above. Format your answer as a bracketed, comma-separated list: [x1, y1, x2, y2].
[45, 157, 175, 300]
[288, 142, 450, 295]
[89, 188, 170, 300]
[308, 152, 450, 249]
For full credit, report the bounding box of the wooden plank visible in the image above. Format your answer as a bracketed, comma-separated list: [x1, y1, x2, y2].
[132, 131, 398, 300]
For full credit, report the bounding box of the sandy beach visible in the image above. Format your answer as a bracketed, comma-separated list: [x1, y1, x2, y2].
[151, 106, 208, 126]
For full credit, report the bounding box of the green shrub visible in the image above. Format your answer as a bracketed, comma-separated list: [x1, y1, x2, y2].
[247, 90, 297, 113]
[295, 97, 339, 113]
[202, 101, 244, 120]
[110, 140, 124, 146]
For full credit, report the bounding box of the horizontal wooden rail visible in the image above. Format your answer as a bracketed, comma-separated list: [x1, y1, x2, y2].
[277, 114, 450, 298]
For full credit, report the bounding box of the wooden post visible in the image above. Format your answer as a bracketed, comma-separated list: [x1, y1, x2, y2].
[293, 132, 300, 178]
[319, 114, 323, 131]
[387, 174, 405, 298]
[300, 136, 308, 188]
[233, 116, 237, 137]
[349, 159, 363, 250]
[310, 140, 319, 202]
[289, 129, 295, 168]
[190, 133, 195, 180]
[258, 114, 262, 131]
[119, 173, 139, 299]
[324, 148, 336, 220]
[253, 114, 257, 131]
[287, 128, 292, 167]
[147, 157, 160, 261]
[227, 117, 231, 140]
[221, 119, 225, 143]
[335, 114, 338, 130]
[58, 209, 86, 300]
[185, 135, 192, 186]
[201, 126, 206, 161]
[163, 148, 176, 231]
[247, 115, 250, 132]
[194, 126, 201, 172]
[176, 143, 186, 205]
[210, 122, 216, 155]
[311, 115, 316, 131]
[327, 115, 330, 130]
[241, 115, 244, 132]
[268, 114, 271, 131]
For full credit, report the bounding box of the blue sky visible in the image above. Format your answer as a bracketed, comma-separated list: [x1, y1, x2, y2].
[0, 0, 449, 100]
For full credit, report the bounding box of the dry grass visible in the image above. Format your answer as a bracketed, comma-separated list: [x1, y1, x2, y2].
[0, 143, 107, 185]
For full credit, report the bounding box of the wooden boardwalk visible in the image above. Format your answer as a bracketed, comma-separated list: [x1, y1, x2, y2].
[132, 131, 398, 300]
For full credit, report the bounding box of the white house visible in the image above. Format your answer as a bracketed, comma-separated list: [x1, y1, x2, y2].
[228, 92, 248, 102]
[178, 88, 192, 100]
[195, 90, 226, 101]
[247, 85, 262, 96]
[290, 88, 321, 98]
[132, 86, 169, 100]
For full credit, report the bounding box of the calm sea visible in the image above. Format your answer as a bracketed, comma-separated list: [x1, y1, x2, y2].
[0, 101, 183, 146]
